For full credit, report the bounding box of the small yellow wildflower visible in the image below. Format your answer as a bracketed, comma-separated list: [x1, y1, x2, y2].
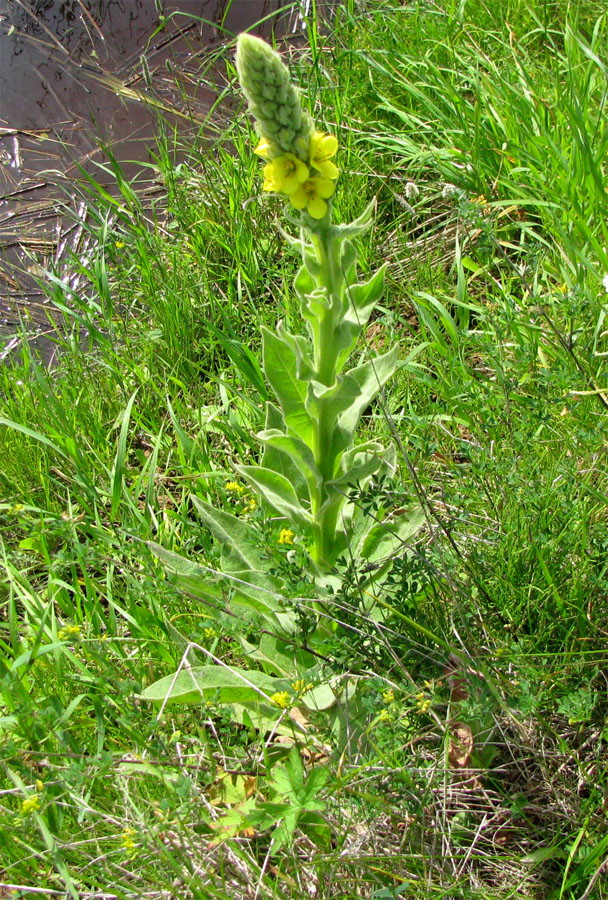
[263, 154, 309, 194]
[377, 709, 392, 723]
[292, 678, 313, 694]
[415, 692, 431, 714]
[203, 627, 216, 641]
[20, 794, 41, 816]
[244, 497, 257, 513]
[115, 241, 125, 248]
[58, 624, 81, 641]
[382, 688, 395, 705]
[270, 691, 291, 708]
[10, 503, 24, 514]
[226, 481, 246, 494]
[309, 132, 339, 180]
[278, 528, 295, 546]
[289, 176, 336, 219]
[36, 780, 44, 792]
[121, 826, 137, 855]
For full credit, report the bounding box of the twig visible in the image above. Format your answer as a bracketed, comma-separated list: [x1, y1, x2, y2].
[577, 856, 608, 900]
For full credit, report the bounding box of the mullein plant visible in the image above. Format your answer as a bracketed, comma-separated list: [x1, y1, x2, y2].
[192, 33, 423, 594]
[219, 34, 415, 572]
[142, 35, 422, 723]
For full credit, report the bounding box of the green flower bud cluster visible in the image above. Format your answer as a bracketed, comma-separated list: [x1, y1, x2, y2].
[236, 34, 313, 161]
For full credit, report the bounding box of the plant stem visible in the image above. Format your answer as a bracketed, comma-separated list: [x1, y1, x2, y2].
[306, 215, 346, 568]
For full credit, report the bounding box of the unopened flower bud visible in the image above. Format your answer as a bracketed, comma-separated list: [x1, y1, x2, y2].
[236, 34, 313, 161]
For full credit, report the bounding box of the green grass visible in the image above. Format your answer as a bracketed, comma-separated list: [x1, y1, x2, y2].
[1, 1, 608, 897]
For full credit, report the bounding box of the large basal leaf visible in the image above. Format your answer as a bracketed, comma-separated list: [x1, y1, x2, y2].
[236, 465, 313, 528]
[190, 497, 273, 579]
[241, 634, 318, 678]
[139, 664, 292, 707]
[147, 541, 288, 627]
[300, 681, 337, 711]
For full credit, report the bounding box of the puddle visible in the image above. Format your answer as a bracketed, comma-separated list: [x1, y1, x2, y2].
[0, 0, 329, 359]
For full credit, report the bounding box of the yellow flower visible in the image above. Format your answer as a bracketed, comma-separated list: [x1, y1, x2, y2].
[382, 688, 395, 705]
[225, 481, 245, 494]
[289, 176, 335, 219]
[58, 624, 81, 641]
[263, 153, 309, 194]
[20, 794, 41, 816]
[270, 691, 291, 708]
[203, 627, 216, 641]
[121, 826, 137, 855]
[278, 528, 295, 546]
[309, 131, 339, 180]
[291, 678, 313, 694]
[244, 497, 257, 513]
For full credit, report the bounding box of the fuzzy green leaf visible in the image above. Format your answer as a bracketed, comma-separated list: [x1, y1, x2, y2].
[276, 323, 314, 381]
[138, 664, 291, 706]
[147, 541, 287, 626]
[358, 506, 426, 565]
[294, 264, 317, 301]
[260, 403, 309, 502]
[330, 441, 387, 489]
[236, 465, 313, 527]
[301, 681, 337, 710]
[262, 327, 315, 446]
[333, 347, 400, 450]
[258, 428, 320, 493]
[305, 375, 362, 424]
[191, 497, 271, 576]
[334, 197, 377, 239]
[346, 264, 386, 321]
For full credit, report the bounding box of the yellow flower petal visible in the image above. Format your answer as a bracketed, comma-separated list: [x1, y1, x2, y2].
[307, 197, 328, 219]
[309, 132, 339, 178]
[289, 188, 308, 210]
[316, 159, 340, 180]
[311, 131, 338, 161]
[315, 178, 336, 199]
[254, 137, 271, 159]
